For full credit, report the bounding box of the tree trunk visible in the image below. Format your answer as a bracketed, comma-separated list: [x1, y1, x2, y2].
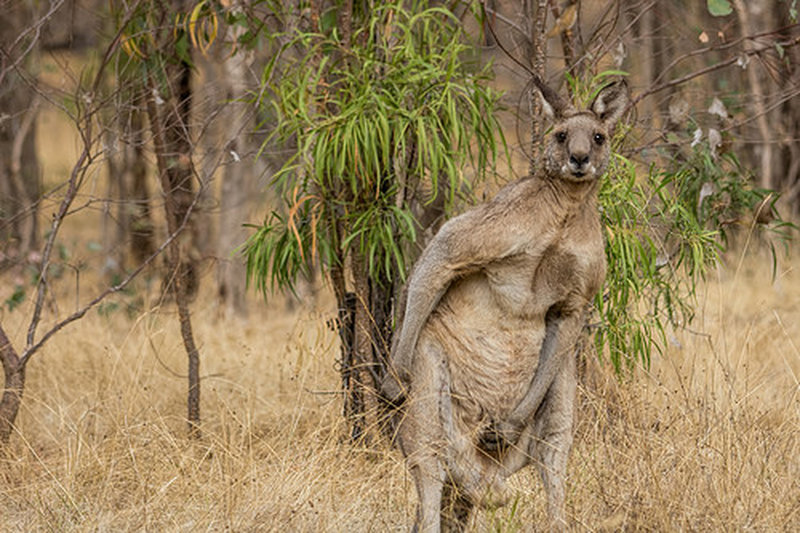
[148, 27, 201, 300]
[178, 286, 202, 438]
[103, 131, 126, 270]
[144, 5, 203, 436]
[0, 2, 41, 269]
[147, 80, 203, 436]
[778, 22, 800, 214]
[638, 2, 654, 105]
[216, 4, 254, 317]
[733, 0, 774, 190]
[127, 108, 156, 265]
[527, 0, 549, 174]
[0, 324, 25, 445]
[351, 254, 374, 442]
[550, 0, 578, 75]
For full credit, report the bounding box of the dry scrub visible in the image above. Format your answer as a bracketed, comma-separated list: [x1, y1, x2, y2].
[1, 255, 798, 531]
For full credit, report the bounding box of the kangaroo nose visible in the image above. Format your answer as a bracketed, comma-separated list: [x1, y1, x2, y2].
[570, 154, 589, 167]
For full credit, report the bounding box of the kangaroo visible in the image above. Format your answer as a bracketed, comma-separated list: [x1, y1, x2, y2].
[381, 79, 629, 532]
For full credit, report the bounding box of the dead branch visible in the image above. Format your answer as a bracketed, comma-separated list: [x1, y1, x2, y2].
[628, 31, 800, 112]
[23, 1, 144, 351]
[17, 190, 201, 368]
[0, 0, 66, 87]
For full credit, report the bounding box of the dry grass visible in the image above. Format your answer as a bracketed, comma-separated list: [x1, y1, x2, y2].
[2, 61, 798, 529]
[1, 252, 798, 532]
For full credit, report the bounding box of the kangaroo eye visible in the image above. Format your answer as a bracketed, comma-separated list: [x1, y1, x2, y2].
[555, 131, 567, 143]
[594, 133, 606, 145]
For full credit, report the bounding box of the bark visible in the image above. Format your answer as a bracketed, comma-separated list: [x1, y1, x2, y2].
[733, 0, 774, 190]
[527, 0, 549, 174]
[147, 14, 201, 299]
[0, 324, 24, 445]
[638, 2, 654, 105]
[216, 3, 254, 317]
[179, 288, 202, 437]
[102, 125, 127, 269]
[550, 0, 578, 74]
[353, 254, 376, 437]
[338, 290, 363, 441]
[329, 255, 360, 437]
[127, 108, 156, 264]
[0, 2, 41, 268]
[351, 253, 378, 444]
[144, 7, 203, 435]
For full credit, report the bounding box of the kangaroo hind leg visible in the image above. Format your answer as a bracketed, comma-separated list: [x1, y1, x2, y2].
[408, 455, 445, 533]
[531, 354, 577, 529]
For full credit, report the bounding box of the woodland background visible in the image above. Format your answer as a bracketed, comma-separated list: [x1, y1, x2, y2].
[1, 0, 799, 530]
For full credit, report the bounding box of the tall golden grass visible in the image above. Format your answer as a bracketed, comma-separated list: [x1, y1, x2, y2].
[1, 251, 798, 531]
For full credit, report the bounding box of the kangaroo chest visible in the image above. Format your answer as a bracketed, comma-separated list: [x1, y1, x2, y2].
[483, 222, 604, 318]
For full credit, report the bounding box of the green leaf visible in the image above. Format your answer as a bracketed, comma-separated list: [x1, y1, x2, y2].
[707, 0, 733, 16]
[4, 285, 25, 312]
[246, 0, 504, 308]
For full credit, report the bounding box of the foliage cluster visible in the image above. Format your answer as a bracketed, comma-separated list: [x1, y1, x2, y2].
[243, 1, 503, 295]
[596, 135, 791, 371]
[596, 151, 718, 371]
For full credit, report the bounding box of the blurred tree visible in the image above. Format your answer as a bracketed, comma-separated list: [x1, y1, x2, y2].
[102, 87, 156, 272]
[0, 1, 42, 270]
[214, 0, 257, 317]
[125, 0, 209, 437]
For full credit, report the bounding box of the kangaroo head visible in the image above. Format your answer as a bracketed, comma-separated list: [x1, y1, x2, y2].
[537, 80, 629, 182]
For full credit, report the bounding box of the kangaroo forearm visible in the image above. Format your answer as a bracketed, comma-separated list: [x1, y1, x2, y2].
[508, 316, 582, 424]
[391, 288, 444, 372]
[507, 319, 560, 423]
[389, 254, 452, 376]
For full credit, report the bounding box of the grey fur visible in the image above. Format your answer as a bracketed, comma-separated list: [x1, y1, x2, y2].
[383, 80, 629, 532]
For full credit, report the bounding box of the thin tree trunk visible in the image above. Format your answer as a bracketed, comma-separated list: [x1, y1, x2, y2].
[351, 254, 374, 442]
[178, 287, 201, 437]
[1, 2, 41, 268]
[0, 324, 25, 445]
[528, 0, 548, 174]
[733, 0, 773, 190]
[338, 290, 362, 441]
[145, 32, 203, 436]
[217, 2, 254, 316]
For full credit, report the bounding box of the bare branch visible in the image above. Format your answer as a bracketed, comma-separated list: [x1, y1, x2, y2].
[0, 0, 66, 87]
[651, 23, 800, 88]
[18, 187, 202, 368]
[24, 0, 146, 351]
[480, 3, 528, 40]
[628, 32, 800, 112]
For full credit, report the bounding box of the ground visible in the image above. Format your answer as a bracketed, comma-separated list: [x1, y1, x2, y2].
[1, 248, 798, 531]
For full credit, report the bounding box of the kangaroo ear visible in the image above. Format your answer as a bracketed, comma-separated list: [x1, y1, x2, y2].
[532, 75, 568, 120]
[536, 88, 557, 120]
[591, 80, 629, 128]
